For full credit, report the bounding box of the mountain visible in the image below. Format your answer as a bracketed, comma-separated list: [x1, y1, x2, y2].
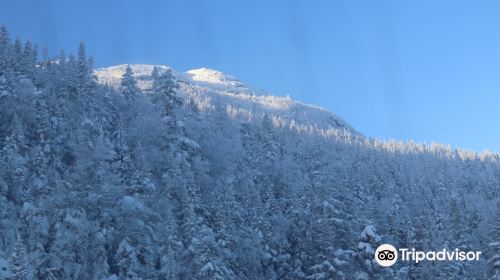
[0, 26, 499, 279]
[96, 64, 247, 92]
[95, 64, 357, 134]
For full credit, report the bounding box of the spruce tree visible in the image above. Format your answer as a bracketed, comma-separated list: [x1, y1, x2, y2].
[13, 36, 21, 65]
[121, 65, 138, 99]
[155, 68, 180, 116]
[20, 41, 36, 79]
[489, 202, 500, 279]
[0, 25, 16, 91]
[10, 237, 27, 280]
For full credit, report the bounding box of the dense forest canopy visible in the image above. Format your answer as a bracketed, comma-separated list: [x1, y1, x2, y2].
[1, 25, 500, 279]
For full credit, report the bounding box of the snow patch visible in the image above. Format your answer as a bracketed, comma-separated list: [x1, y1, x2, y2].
[186, 68, 244, 89]
[360, 225, 381, 243]
[118, 196, 145, 214]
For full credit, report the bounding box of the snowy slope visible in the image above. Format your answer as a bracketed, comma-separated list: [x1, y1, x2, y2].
[95, 64, 358, 134]
[186, 68, 246, 90]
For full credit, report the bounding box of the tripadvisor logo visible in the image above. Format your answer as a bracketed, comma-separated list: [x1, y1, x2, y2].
[375, 244, 398, 267]
[374, 244, 481, 267]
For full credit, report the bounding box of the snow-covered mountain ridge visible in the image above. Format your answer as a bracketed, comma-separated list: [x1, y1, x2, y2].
[96, 64, 249, 93]
[95, 64, 357, 135]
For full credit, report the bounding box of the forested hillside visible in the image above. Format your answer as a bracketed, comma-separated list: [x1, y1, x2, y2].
[1, 25, 500, 279]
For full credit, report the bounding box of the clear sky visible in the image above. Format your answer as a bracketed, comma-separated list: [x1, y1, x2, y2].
[2, 0, 500, 152]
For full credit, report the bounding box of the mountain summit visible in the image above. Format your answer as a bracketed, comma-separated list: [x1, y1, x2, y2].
[186, 68, 245, 90]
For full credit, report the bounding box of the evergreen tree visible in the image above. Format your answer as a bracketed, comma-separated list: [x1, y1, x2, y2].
[151, 66, 159, 91]
[187, 97, 200, 115]
[20, 41, 36, 79]
[77, 41, 88, 82]
[155, 68, 180, 116]
[127, 142, 155, 197]
[13, 36, 21, 65]
[0, 25, 13, 73]
[0, 25, 16, 92]
[354, 224, 382, 279]
[10, 236, 27, 280]
[115, 238, 142, 279]
[121, 65, 138, 99]
[1, 114, 28, 202]
[150, 66, 161, 112]
[75, 41, 95, 93]
[489, 202, 500, 279]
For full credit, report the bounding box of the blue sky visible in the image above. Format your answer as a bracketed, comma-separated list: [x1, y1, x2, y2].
[2, 0, 500, 152]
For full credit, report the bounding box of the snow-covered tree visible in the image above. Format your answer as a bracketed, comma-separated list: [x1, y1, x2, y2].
[489, 202, 500, 279]
[1, 114, 28, 203]
[10, 236, 27, 280]
[115, 238, 142, 279]
[154, 68, 180, 116]
[19, 41, 36, 79]
[354, 224, 382, 279]
[121, 65, 138, 99]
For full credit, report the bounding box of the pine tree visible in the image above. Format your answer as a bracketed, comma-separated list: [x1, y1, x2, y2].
[187, 97, 199, 115]
[489, 202, 500, 279]
[155, 68, 180, 116]
[20, 41, 36, 79]
[127, 142, 155, 197]
[0, 25, 13, 73]
[1, 114, 28, 202]
[151, 66, 159, 91]
[121, 65, 138, 99]
[13, 36, 22, 65]
[115, 238, 142, 279]
[408, 215, 434, 279]
[450, 197, 463, 246]
[28, 145, 49, 196]
[10, 236, 27, 280]
[0, 25, 16, 92]
[259, 114, 280, 168]
[150, 66, 161, 111]
[306, 260, 341, 280]
[77, 41, 87, 82]
[354, 224, 382, 279]
[75, 41, 95, 93]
